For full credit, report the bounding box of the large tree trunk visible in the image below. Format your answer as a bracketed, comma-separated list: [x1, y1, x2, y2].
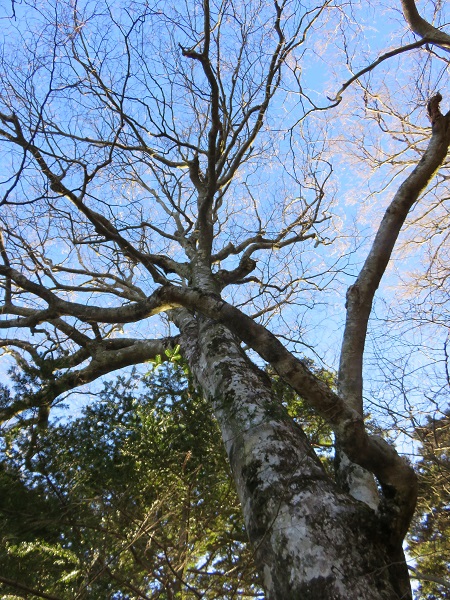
[177, 310, 410, 599]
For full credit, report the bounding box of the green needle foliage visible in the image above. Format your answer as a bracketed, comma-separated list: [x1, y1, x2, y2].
[0, 360, 336, 599]
[408, 410, 450, 600]
[0, 364, 260, 599]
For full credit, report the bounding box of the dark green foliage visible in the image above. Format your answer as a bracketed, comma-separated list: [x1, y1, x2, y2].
[0, 364, 261, 599]
[408, 411, 450, 599]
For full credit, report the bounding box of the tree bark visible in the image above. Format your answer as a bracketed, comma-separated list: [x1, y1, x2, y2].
[400, 0, 450, 51]
[176, 309, 411, 599]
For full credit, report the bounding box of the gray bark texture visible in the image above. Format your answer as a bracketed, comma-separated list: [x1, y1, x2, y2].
[177, 311, 409, 599]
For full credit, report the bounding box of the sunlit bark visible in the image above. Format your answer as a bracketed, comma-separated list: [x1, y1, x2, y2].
[177, 310, 405, 599]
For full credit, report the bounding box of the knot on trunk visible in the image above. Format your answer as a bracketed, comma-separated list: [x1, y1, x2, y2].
[427, 92, 443, 125]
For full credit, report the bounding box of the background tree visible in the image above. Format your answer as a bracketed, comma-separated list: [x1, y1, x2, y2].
[0, 364, 260, 599]
[0, 0, 449, 598]
[0, 361, 334, 599]
[408, 411, 450, 599]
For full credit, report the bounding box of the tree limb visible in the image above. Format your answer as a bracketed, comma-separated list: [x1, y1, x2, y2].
[401, 0, 450, 52]
[339, 97, 450, 415]
[408, 565, 450, 589]
[0, 337, 177, 423]
[149, 284, 418, 545]
[0, 574, 63, 600]
[330, 39, 429, 103]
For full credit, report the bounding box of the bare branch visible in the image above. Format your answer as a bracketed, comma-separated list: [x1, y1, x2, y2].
[0, 575, 62, 600]
[0, 336, 176, 424]
[330, 39, 429, 104]
[408, 565, 450, 590]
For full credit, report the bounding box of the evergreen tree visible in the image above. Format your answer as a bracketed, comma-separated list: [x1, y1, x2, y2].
[0, 365, 260, 599]
[408, 411, 450, 599]
[0, 361, 336, 599]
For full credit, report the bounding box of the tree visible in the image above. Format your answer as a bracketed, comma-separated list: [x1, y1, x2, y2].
[408, 411, 450, 599]
[0, 364, 261, 599]
[0, 362, 334, 599]
[0, 0, 449, 597]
